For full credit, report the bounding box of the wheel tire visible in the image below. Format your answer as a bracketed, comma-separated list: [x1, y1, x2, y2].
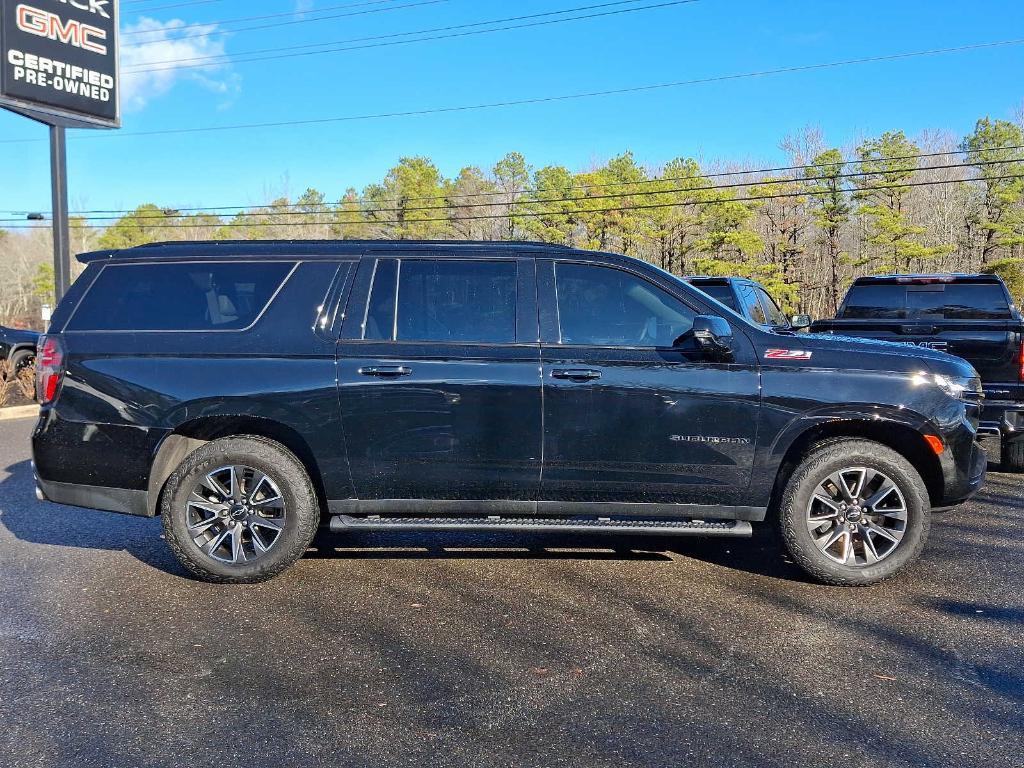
[777, 438, 931, 586]
[1001, 438, 1024, 473]
[10, 350, 36, 400]
[161, 435, 320, 583]
[9, 348, 34, 376]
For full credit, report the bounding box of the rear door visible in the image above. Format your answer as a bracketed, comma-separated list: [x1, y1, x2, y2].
[336, 254, 542, 502]
[835, 281, 1021, 382]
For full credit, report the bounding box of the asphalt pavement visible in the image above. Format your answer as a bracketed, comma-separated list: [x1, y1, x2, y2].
[0, 416, 1021, 768]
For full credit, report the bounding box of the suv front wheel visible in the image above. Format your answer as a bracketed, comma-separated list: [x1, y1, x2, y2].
[162, 436, 320, 583]
[778, 439, 931, 586]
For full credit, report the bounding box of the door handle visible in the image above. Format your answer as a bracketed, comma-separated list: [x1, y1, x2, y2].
[359, 366, 412, 377]
[551, 368, 602, 381]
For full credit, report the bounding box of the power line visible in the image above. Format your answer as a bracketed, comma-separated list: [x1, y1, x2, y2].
[121, 0, 227, 12]
[7, 146, 1022, 219]
[1, 158, 1012, 225]
[123, 0, 451, 46]
[6, 174, 1021, 231]
[124, 0, 699, 71]
[5, 37, 1019, 147]
[122, 0, 401, 36]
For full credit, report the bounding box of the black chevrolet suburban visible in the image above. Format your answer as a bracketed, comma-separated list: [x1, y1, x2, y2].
[811, 274, 1024, 470]
[32, 241, 987, 585]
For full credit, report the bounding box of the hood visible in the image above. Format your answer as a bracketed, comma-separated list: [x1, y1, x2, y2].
[0, 326, 41, 345]
[762, 331, 978, 377]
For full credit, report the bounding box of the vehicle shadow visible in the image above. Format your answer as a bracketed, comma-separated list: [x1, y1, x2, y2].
[0, 459, 185, 575]
[0, 456, 808, 579]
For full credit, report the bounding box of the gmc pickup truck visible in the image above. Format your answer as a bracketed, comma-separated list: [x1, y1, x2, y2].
[811, 274, 1023, 470]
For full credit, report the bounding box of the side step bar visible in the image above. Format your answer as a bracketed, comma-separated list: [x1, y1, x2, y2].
[328, 515, 753, 537]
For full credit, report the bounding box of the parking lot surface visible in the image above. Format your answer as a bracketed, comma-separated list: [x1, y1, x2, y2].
[0, 416, 1021, 768]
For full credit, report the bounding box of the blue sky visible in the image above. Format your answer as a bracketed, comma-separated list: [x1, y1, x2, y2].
[2, 0, 1024, 218]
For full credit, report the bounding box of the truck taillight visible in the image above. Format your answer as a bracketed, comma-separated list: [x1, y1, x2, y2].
[35, 335, 65, 404]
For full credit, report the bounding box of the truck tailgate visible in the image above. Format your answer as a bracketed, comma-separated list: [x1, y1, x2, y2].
[814, 319, 1022, 383]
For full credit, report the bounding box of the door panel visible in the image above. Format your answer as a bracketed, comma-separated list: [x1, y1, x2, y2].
[336, 256, 542, 501]
[538, 259, 761, 506]
[541, 347, 760, 504]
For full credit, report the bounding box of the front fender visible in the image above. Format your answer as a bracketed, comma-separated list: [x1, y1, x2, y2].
[766, 403, 938, 463]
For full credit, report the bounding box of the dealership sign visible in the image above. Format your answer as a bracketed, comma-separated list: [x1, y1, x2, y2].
[0, 0, 119, 127]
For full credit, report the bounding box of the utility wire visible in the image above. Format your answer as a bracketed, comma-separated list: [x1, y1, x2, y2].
[5, 38, 1019, 146]
[123, 0, 450, 46]
[6, 145, 1021, 219]
[121, 0, 227, 12]
[122, 0, 401, 37]
[6, 174, 1022, 231]
[1, 158, 1013, 225]
[124, 0, 699, 70]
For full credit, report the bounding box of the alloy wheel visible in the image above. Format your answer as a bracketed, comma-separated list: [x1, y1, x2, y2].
[185, 465, 287, 565]
[806, 466, 908, 567]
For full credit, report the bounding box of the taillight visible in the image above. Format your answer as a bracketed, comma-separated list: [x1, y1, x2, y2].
[35, 335, 65, 404]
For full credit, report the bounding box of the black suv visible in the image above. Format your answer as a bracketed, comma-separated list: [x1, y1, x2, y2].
[33, 241, 987, 585]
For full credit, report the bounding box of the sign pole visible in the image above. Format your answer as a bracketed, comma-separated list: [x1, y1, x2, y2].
[49, 124, 71, 303]
[2, 0, 121, 305]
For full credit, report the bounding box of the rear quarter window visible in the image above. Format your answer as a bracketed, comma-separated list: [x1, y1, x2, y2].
[694, 283, 738, 312]
[66, 261, 295, 331]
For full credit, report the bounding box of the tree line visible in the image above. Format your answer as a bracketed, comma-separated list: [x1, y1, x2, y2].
[3, 115, 1024, 327]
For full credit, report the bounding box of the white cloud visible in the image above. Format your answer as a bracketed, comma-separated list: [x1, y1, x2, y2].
[294, 0, 315, 17]
[119, 18, 240, 112]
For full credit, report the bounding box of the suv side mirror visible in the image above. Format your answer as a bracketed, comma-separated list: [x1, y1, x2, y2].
[676, 315, 734, 360]
[790, 314, 812, 330]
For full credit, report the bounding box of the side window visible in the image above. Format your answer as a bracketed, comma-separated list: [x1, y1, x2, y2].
[555, 263, 695, 347]
[737, 285, 768, 325]
[67, 261, 294, 332]
[397, 260, 517, 343]
[362, 259, 398, 340]
[755, 287, 788, 326]
[364, 259, 518, 343]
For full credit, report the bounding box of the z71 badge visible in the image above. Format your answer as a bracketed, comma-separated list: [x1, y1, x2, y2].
[764, 348, 813, 361]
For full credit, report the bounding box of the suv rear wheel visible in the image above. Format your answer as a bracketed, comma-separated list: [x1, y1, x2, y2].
[161, 436, 320, 583]
[778, 439, 930, 586]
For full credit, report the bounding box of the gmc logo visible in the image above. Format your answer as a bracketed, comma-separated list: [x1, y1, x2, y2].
[15, 4, 108, 55]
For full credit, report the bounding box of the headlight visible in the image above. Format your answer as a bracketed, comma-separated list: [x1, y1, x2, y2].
[915, 373, 982, 401]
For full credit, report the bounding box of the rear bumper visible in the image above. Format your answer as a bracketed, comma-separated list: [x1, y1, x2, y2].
[34, 475, 151, 517]
[32, 409, 165, 517]
[979, 400, 1024, 442]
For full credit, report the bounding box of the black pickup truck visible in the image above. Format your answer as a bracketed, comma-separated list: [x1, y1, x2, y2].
[0, 325, 40, 378]
[811, 274, 1023, 470]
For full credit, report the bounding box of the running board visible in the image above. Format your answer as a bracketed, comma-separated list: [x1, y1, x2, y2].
[328, 514, 753, 537]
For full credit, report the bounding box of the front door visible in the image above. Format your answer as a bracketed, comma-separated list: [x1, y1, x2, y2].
[336, 255, 542, 502]
[538, 259, 761, 507]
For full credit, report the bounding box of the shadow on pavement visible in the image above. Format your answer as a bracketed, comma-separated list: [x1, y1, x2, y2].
[2, 454, 806, 580]
[0, 459, 185, 575]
